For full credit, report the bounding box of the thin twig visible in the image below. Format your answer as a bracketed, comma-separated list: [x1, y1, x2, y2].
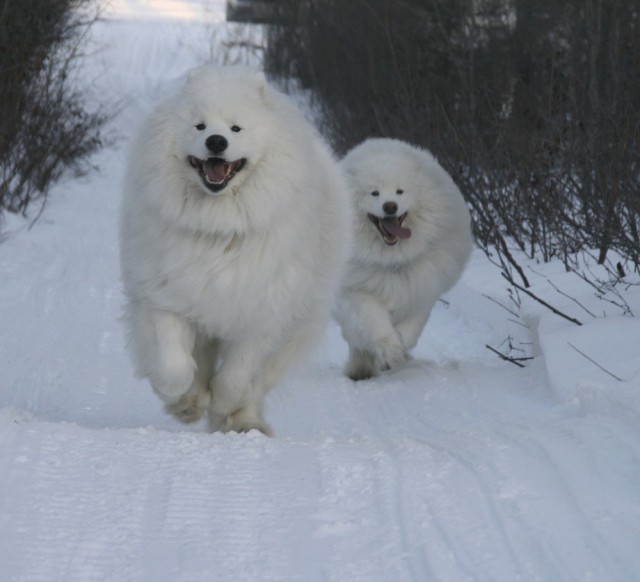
[482, 293, 520, 318]
[496, 236, 530, 288]
[485, 344, 533, 368]
[567, 342, 624, 382]
[547, 278, 597, 317]
[503, 274, 583, 326]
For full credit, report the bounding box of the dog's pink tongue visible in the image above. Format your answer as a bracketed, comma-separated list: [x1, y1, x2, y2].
[382, 217, 411, 239]
[203, 159, 227, 184]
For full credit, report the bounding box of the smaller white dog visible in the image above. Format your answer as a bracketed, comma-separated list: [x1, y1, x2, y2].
[335, 138, 473, 380]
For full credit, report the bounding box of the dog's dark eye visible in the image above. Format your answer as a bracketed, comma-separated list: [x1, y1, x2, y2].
[371, 190, 380, 197]
[231, 125, 242, 133]
[396, 189, 404, 195]
[195, 123, 206, 131]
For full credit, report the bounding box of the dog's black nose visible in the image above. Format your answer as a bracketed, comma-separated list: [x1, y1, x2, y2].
[206, 134, 228, 154]
[383, 201, 398, 215]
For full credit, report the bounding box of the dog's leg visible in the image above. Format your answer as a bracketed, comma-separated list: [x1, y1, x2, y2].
[262, 318, 322, 392]
[150, 311, 197, 403]
[336, 292, 408, 379]
[208, 338, 274, 436]
[396, 310, 432, 352]
[125, 303, 197, 403]
[166, 337, 216, 423]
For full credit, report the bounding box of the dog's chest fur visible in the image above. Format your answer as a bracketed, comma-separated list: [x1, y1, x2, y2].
[142, 227, 307, 338]
[346, 257, 431, 323]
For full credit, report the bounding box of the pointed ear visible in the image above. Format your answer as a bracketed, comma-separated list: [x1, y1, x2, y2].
[255, 71, 267, 97]
[341, 165, 359, 187]
[186, 66, 203, 84]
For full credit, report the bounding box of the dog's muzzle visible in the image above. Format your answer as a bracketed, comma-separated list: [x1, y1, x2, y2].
[367, 212, 411, 246]
[188, 156, 246, 193]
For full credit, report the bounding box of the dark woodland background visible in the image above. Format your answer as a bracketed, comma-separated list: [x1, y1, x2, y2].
[265, 0, 640, 273]
[1, 0, 638, 278]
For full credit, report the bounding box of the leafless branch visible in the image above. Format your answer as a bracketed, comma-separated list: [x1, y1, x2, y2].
[567, 342, 624, 382]
[485, 344, 533, 368]
[547, 278, 597, 318]
[503, 273, 583, 326]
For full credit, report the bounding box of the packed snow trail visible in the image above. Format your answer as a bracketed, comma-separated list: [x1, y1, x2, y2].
[1, 14, 639, 582]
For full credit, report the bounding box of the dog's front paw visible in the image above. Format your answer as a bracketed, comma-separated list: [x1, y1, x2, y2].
[209, 405, 272, 437]
[225, 408, 273, 437]
[166, 382, 210, 423]
[377, 337, 409, 372]
[345, 351, 377, 381]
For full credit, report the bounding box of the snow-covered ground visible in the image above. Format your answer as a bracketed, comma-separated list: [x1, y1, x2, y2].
[1, 3, 639, 580]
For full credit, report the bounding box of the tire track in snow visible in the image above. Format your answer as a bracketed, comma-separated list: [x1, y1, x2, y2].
[503, 418, 640, 580]
[0, 417, 300, 580]
[337, 380, 470, 581]
[313, 439, 416, 581]
[370, 446, 436, 581]
[310, 300, 638, 581]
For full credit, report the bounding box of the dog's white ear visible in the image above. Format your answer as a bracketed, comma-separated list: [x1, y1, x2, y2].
[255, 71, 267, 87]
[341, 164, 357, 178]
[186, 66, 204, 84]
[255, 71, 268, 98]
[255, 71, 275, 110]
[341, 167, 359, 191]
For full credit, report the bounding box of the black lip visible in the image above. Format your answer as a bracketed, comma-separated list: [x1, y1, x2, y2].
[367, 212, 408, 246]
[188, 156, 246, 193]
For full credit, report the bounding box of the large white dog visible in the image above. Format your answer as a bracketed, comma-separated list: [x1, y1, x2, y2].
[335, 138, 473, 380]
[120, 65, 352, 435]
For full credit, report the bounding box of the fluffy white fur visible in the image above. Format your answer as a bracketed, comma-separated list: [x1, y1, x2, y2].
[120, 65, 352, 435]
[335, 138, 473, 380]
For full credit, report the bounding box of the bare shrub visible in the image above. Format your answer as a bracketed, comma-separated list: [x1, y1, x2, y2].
[264, 0, 640, 271]
[0, 0, 108, 224]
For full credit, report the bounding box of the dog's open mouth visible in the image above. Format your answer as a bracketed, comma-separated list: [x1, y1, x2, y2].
[188, 156, 246, 193]
[368, 212, 411, 246]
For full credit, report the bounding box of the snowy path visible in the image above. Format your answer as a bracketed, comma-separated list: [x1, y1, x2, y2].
[1, 14, 639, 582]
